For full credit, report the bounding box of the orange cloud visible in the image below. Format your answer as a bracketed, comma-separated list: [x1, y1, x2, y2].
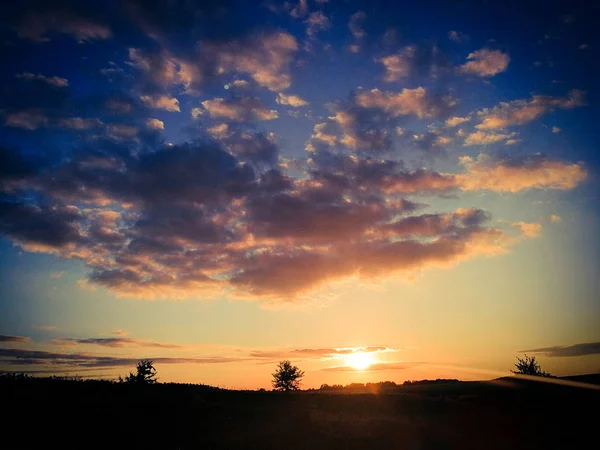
[201, 97, 278, 121]
[476, 90, 585, 130]
[457, 155, 587, 192]
[460, 48, 510, 76]
[513, 222, 543, 238]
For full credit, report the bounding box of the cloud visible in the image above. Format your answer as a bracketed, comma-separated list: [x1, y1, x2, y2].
[127, 31, 298, 92]
[290, 0, 308, 18]
[216, 131, 279, 165]
[322, 361, 418, 372]
[378, 46, 417, 81]
[460, 49, 510, 77]
[311, 88, 455, 152]
[476, 90, 586, 130]
[446, 116, 470, 127]
[457, 154, 587, 192]
[250, 346, 393, 359]
[57, 117, 104, 130]
[3, 110, 49, 130]
[53, 336, 183, 349]
[0, 203, 82, 251]
[276, 93, 308, 107]
[107, 123, 138, 140]
[201, 97, 278, 121]
[349, 12, 367, 39]
[520, 342, 600, 357]
[448, 30, 469, 43]
[0, 335, 31, 344]
[14, 9, 112, 43]
[356, 87, 453, 119]
[550, 214, 562, 223]
[145, 118, 164, 130]
[0, 348, 244, 368]
[463, 130, 518, 146]
[305, 11, 331, 37]
[16, 73, 69, 88]
[140, 94, 180, 112]
[0, 136, 586, 302]
[191, 107, 204, 119]
[512, 222, 542, 238]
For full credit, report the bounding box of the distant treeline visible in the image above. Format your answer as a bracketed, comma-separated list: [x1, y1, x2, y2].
[317, 379, 461, 392]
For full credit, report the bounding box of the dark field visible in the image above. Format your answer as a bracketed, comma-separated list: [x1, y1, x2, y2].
[2, 375, 598, 450]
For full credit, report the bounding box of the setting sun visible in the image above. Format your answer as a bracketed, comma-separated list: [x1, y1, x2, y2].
[345, 352, 375, 370]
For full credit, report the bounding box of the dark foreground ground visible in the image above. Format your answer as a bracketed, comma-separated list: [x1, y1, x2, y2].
[1, 374, 598, 450]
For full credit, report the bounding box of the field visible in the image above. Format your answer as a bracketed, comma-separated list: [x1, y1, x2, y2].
[2, 375, 598, 450]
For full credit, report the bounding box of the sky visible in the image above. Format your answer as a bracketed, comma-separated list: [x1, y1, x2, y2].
[0, 0, 599, 389]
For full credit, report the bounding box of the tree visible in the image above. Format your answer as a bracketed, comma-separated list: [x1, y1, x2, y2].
[119, 360, 158, 384]
[272, 360, 304, 391]
[512, 355, 551, 377]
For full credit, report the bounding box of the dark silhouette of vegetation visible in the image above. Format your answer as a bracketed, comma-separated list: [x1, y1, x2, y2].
[512, 355, 551, 377]
[119, 359, 158, 384]
[272, 360, 304, 391]
[1, 370, 598, 449]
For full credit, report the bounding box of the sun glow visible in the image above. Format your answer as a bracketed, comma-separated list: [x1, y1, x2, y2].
[345, 351, 375, 370]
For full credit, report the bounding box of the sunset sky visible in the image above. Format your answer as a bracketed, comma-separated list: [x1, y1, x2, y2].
[0, 0, 599, 389]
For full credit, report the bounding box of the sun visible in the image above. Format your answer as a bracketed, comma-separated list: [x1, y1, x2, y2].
[345, 352, 375, 370]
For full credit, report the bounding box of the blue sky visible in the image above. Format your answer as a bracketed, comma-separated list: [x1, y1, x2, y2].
[0, 0, 598, 388]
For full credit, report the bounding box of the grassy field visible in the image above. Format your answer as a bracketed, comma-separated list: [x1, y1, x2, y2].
[2, 375, 598, 450]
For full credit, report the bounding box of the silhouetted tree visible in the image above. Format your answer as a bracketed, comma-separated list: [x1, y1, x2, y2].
[119, 360, 158, 384]
[272, 360, 304, 391]
[512, 355, 551, 377]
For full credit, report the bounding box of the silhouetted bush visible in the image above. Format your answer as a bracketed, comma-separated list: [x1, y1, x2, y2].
[512, 355, 551, 377]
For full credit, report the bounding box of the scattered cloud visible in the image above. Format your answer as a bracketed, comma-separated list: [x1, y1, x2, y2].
[322, 361, 418, 372]
[0, 335, 31, 344]
[460, 49, 510, 77]
[128, 31, 298, 92]
[145, 118, 164, 130]
[550, 214, 562, 223]
[446, 116, 470, 127]
[463, 130, 518, 146]
[378, 46, 416, 82]
[3, 110, 49, 130]
[448, 30, 469, 43]
[513, 222, 542, 238]
[107, 123, 138, 140]
[457, 154, 587, 192]
[16, 72, 69, 88]
[15, 10, 112, 43]
[521, 342, 600, 357]
[276, 93, 309, 107]
[53, 336, 183, 349]
[201, 97, 278, 121]
[140, 94, 180, 112]
[356, 87, 453, 119]
[305, 11, 331, 37]
[349, 12, 367, 39]
[57, 117, 103, 130]
[476, 90, 585, 129]
[0, 348, 244, 368]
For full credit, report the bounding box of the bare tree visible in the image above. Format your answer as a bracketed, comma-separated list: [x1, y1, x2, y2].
[512, 355, 551, 377]
[272, 360, 304, 391]
[119, 360, 158, 384]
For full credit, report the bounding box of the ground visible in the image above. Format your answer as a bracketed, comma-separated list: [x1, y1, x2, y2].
[1, 375, 598, 449]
